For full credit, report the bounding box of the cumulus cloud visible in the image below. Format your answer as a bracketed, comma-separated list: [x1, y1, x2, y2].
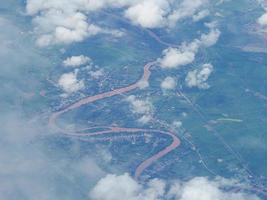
[168, 0, 208, 26]
[161, 77, 176, 90]
[126, 95, 153, 114]
[257, 13, 267, 26]
[124, 0, 210, 28]
[137, 115, 152, 124]
[90, 173, 261, 200]
[159, 47, 196, 69]
[58, 70, 84, 94]
[33, 11, 91, 46]
[126, 95, 153, 124]
[90, 173, 166, 200]
[26, 0, 126, 46]
[185, 63, 213, 89]
[89, 69, 104, 79]
[167, 177, 260, 200]
[172, 120, 183, 129]
[159, 27, 220, 69]
[124, 0, 170, 28]
[137, 80, 149, 89]
[199, 28, 221, 47]
[192, 9, 210, 22]
[87, 24, 125, 37]
[26, 0, 211, 46]
[63, 55, 91, 67]
[124, 0, 212, 28]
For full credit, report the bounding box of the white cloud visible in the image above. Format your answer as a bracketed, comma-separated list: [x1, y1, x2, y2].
[137, 80, 149, 89]
[90, 174, 261, 200]
[124, 0, 170, 28]
[192, 9, 210, 22]
[86, 24, 125, 37]
[26, 0, 211, 46]
[126, 95, 153, 124]
[159, 47, 196, 69]
[26, 0, 137, 15]
[33, 10, 91, 46]
[199, 28, 221, 47]
[90, 173, 166, 200]
[159, 26, 220, 69]
[126, 95, 153, 115]
[74, 157, 105, 178]
[89, 69, 104, 79]
[137, 115, 152, 124]
[204, 21, 218, 29]
[124, 0, 210, 28]
[58, 70, 84, 94]
[26, 0, 127, 46]
[168, 177, 260, 200]
[161, 77, 176, 90]
[102, 28, 125, 37]
[90, 173, 140, 200]
[87, 24, 103, 35]
[63, 55, 91, 67]
[185, 63, 213, 89]
[257, 0, 267, 12]
[168, 0, 208, 26]
[258, 13, 267, 26]
[172, 120, 183, 129]
[96, 147, 113, 163]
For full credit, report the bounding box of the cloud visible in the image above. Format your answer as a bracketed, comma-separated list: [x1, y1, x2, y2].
[159, 26, 220, 69]
[89, 69, 104, 79]
[172, 120, 183, 129]
[168, 0, 208, 26]
[33, 11, 90, 46]
[137, 80, 149, 89]
[185, 63, 213, 89]
[192, 9, 210, 22]
[86, 24, 125, 37]
[199, 28, 221, 47]
[26, 0, 126, 46]
[161, 77, 176, 90]
[124, 0, 170, 28]
[90, 173, 141, 200]
[257, 13, 267, 26]
[0, 114, 107, 200]
[0, 8, 106, 199]
[90, 173, 166, 200]
[167, 177, 260, 200]
[126, 95, 153, 124]
[90, 173, 261, 200]
[137, 115, 152, 124]
[159, 47, 196, 69]
[124, 0, 210, 28]
[257, 0, 267, 10]
[126, 95, 153, 115]
[74, 156, 105, 178]
[0, 16, 51, 77]
[26, 0, 137, 15]
[63, 55, 91, 67]
[58, 70, 85, 94]
[26, 0, 211, 46]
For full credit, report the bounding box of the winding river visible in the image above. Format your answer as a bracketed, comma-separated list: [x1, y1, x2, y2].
[49, 61, 181, 180]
